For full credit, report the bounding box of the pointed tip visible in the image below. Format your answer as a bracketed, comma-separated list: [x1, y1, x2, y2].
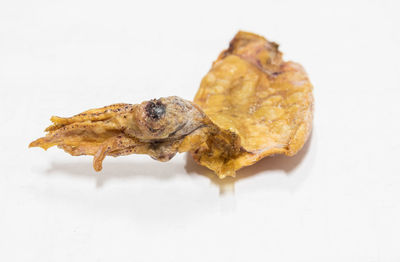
[44, 125, 56, 132]
[45, 116, 67, 131]
[50, 116, 67, 124]
[50, 116, 59, 122]
[29, 140, 39, 148]
[28, 138, 53, 150]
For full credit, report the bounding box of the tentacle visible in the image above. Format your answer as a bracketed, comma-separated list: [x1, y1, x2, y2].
[30, 121, 124, 150]
[29, 97, 215, 172]
[45, 104, 134, 131]
[29, 103, 142, 171]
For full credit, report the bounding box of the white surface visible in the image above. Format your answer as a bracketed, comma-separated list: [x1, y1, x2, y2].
[1, 0, 400, 261]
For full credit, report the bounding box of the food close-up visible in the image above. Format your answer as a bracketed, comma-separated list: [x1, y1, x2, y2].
[30, 31, 314, 178]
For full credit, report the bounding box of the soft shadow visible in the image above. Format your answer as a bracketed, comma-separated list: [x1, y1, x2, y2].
[45, 160, 183, 188]
[185, 132, 314, 194]
[44, 133, 313, 191]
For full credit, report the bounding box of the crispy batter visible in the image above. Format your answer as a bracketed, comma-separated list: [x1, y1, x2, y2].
[191, 31, 313, 178]
[30, 31, 313, 178]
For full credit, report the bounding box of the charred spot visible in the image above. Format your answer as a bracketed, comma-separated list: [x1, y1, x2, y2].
[145, 100, 166, 120]
[149, 142, 159, 150]
[272, 71, 282, 77]
[270, 41, 279, 50]
[224, 42, 235, 56]
[154, 152, 176, 161]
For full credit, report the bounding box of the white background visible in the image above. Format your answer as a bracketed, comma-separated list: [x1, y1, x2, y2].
[1, 0, 399, 261]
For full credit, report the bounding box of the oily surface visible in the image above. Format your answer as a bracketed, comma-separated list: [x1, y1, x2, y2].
[192, 31, 313, 177]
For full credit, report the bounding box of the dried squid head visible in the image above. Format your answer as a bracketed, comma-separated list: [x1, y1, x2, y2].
[29, 96, 215, 171]
[30, 31, 313, 179]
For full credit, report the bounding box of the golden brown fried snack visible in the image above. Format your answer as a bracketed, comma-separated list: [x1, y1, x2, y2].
[30, 97, 215, 171]
[192, 31, 313, 177]
[30, 31, 313, 178]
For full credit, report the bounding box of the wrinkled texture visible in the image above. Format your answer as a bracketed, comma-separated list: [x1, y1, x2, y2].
[192, 31, 313, 177]
[30, 97, 213, 171]
[30, 31, 313, 178]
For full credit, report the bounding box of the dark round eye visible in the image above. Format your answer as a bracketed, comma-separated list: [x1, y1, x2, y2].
[145, 100, 166, 120]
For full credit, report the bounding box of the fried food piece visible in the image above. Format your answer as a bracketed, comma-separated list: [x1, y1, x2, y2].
[191, 31, 313, 177]
[30, 31, 313, 178]
[30, 97, 215, 171]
